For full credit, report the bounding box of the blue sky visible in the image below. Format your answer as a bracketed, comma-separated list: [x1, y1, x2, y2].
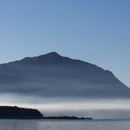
[0, 0, 130, 87]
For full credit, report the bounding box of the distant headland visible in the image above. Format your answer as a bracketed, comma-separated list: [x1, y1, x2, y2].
[0, 106, 43, 119]
[0, 106, 92, 120]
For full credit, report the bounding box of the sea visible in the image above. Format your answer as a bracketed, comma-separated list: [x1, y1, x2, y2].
[0, 119, 130, 130]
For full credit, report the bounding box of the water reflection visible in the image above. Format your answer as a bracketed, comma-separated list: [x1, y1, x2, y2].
[0, 119, 130, 130]
[0, 120, 40, 130]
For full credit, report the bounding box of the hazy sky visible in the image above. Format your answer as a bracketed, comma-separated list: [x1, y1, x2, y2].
[0, 0, 129, 87]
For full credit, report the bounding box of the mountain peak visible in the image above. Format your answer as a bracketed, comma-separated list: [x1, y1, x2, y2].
[42, 52, 61, 58]
[46, 52, 60, 56]
[20, 52, 62, 65]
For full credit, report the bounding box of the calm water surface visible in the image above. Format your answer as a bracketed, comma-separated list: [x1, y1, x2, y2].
[0, 119, 130, 130]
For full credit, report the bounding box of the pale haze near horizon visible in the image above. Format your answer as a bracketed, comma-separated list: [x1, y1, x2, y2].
[1, 93, 130, 119]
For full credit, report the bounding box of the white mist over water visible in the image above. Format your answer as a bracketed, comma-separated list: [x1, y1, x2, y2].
[1, 93, 130, 119]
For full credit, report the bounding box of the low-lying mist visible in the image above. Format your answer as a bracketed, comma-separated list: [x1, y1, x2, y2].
[0, 93, 130, 119]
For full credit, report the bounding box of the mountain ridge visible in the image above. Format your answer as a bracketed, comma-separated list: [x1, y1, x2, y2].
[1, 52, 108, 73]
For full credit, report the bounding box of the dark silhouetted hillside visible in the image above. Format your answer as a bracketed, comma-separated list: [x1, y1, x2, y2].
[0, 106, 43, 119]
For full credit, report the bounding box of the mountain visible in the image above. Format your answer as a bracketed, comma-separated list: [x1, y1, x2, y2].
[0, 52, 129, 99]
